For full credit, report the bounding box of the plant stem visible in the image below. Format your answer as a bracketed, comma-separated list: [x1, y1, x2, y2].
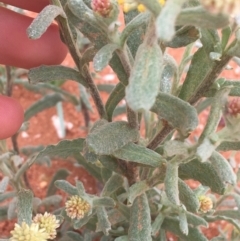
[116, 48, 138, 128]
[147, 121, 173, 150]
[189, 54, 232, 105]
[51, 0, 107, 119]
[5, 66, 13, 96]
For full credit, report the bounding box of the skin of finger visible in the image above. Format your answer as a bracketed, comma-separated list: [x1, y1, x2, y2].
[0, 7, 68, 69]
[1, 0, 49, 12]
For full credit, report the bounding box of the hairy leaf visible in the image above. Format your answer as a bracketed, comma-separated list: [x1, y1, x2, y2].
[29, 65, 87, 87]
[24, 93, 64, 121]
[128, 181, 149, 205]
[126, 42, 163, 111]
[162, 217, 208, 241]
[179, 158, 227, 194]
[178, 47, 214, 102]
[151, 92, 198, 136]
[54, 180, 78, 195]
[113, 143, 166, 167]
[96, 207, 111, 235]
[156, 0, 187, 41]
[47, 169, 70, 196]
[0, 177, 9, 193]
[17, 189, 33, 225]
[179, 179, 200, 212]
[86, 121, 139, 155]
[36, 138, 85, 160]
[177, 6, 229, 29]
[164, 162, 180, 205]
[27, 5, 66, 39]
[209, 151, 236, 185]
[93, 44, 119, 72]
[128, 194, 152, 241]
[101, 174, 124, 197]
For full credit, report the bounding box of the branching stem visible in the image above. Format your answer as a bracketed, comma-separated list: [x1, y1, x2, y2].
[51, 0, 107, 119]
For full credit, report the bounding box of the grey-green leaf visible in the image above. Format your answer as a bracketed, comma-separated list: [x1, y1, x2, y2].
[0, 176, 9, 193]
[164, 140, 188, 158]
[128, 181, 150, 205]
[179, 158, 227, 194]
[161, 217, 208, 241]
[115, 236, 128, 241]
[101, 174, 124, 197]
[151, 92, 198, 136]
[160, 54, 178, 93]
[164, 162, 180, 205]
[93, 44, 119, 72]
[126, 42, 163, 111]
[35, 138, 85, 161]
[156, 0, 187, 41]
[177, 6, 229, 29]
[179, 212, 189, 235]
[93, 197, 115, 208]
[66, 231, 84, 241]
[29, 65, 87, 87]
[27, 5, 66, 39]
[86, 121, 139, 155]
[128, 194, 152, 241]
[47, 169, 70, 196]
[24, 93, 64, 121]
[198, 87, 230, 143]
[178, 47, 214, 102]
[179, 179, 200, 213]
[151, 212, 165, 236]
[54, 180, 78, 195]
[96, 207, 111, 235]
[209, 151, 236, 185]
[186, 212, 208, 227]
[17, 189, 33, 225]
[113, 143, 166, 167]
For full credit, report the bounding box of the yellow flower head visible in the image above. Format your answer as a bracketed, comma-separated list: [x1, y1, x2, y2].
[33, 212, 60, 240]
[65, 195, 91, 220]
[118, 0, 165, 13]
[198, 195, 213, 213]
[200, 0, 240, 16]
[10, 222, 48, 241]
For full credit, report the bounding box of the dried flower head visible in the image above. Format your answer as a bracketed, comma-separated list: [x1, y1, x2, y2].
[65, 195, 91, 219]
[118, 0, 165, 12]
[10, 222, 48, 241]
[200, 0, 240, 16]
[198, 195, 213, 213]
[33, 212, 60, 240]
[91, 0, 113, 17]
[226, 98, 240, 117]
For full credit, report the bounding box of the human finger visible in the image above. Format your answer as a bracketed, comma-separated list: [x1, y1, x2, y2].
[0, 7, 68, 69]
[1, 0, 50, 12]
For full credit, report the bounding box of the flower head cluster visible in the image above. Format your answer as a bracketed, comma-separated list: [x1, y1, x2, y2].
[91, 0, 113, 17]
[198, 195, 213, 213]
[65, 195, 91, 219]
[200, 0, 240, 16]
[226, 98, 240, 117]
[223, 97, 240, 131]
[10, 222, 49, 241]
[33, 212, 60, 240]
[118, 0, 165, 13]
